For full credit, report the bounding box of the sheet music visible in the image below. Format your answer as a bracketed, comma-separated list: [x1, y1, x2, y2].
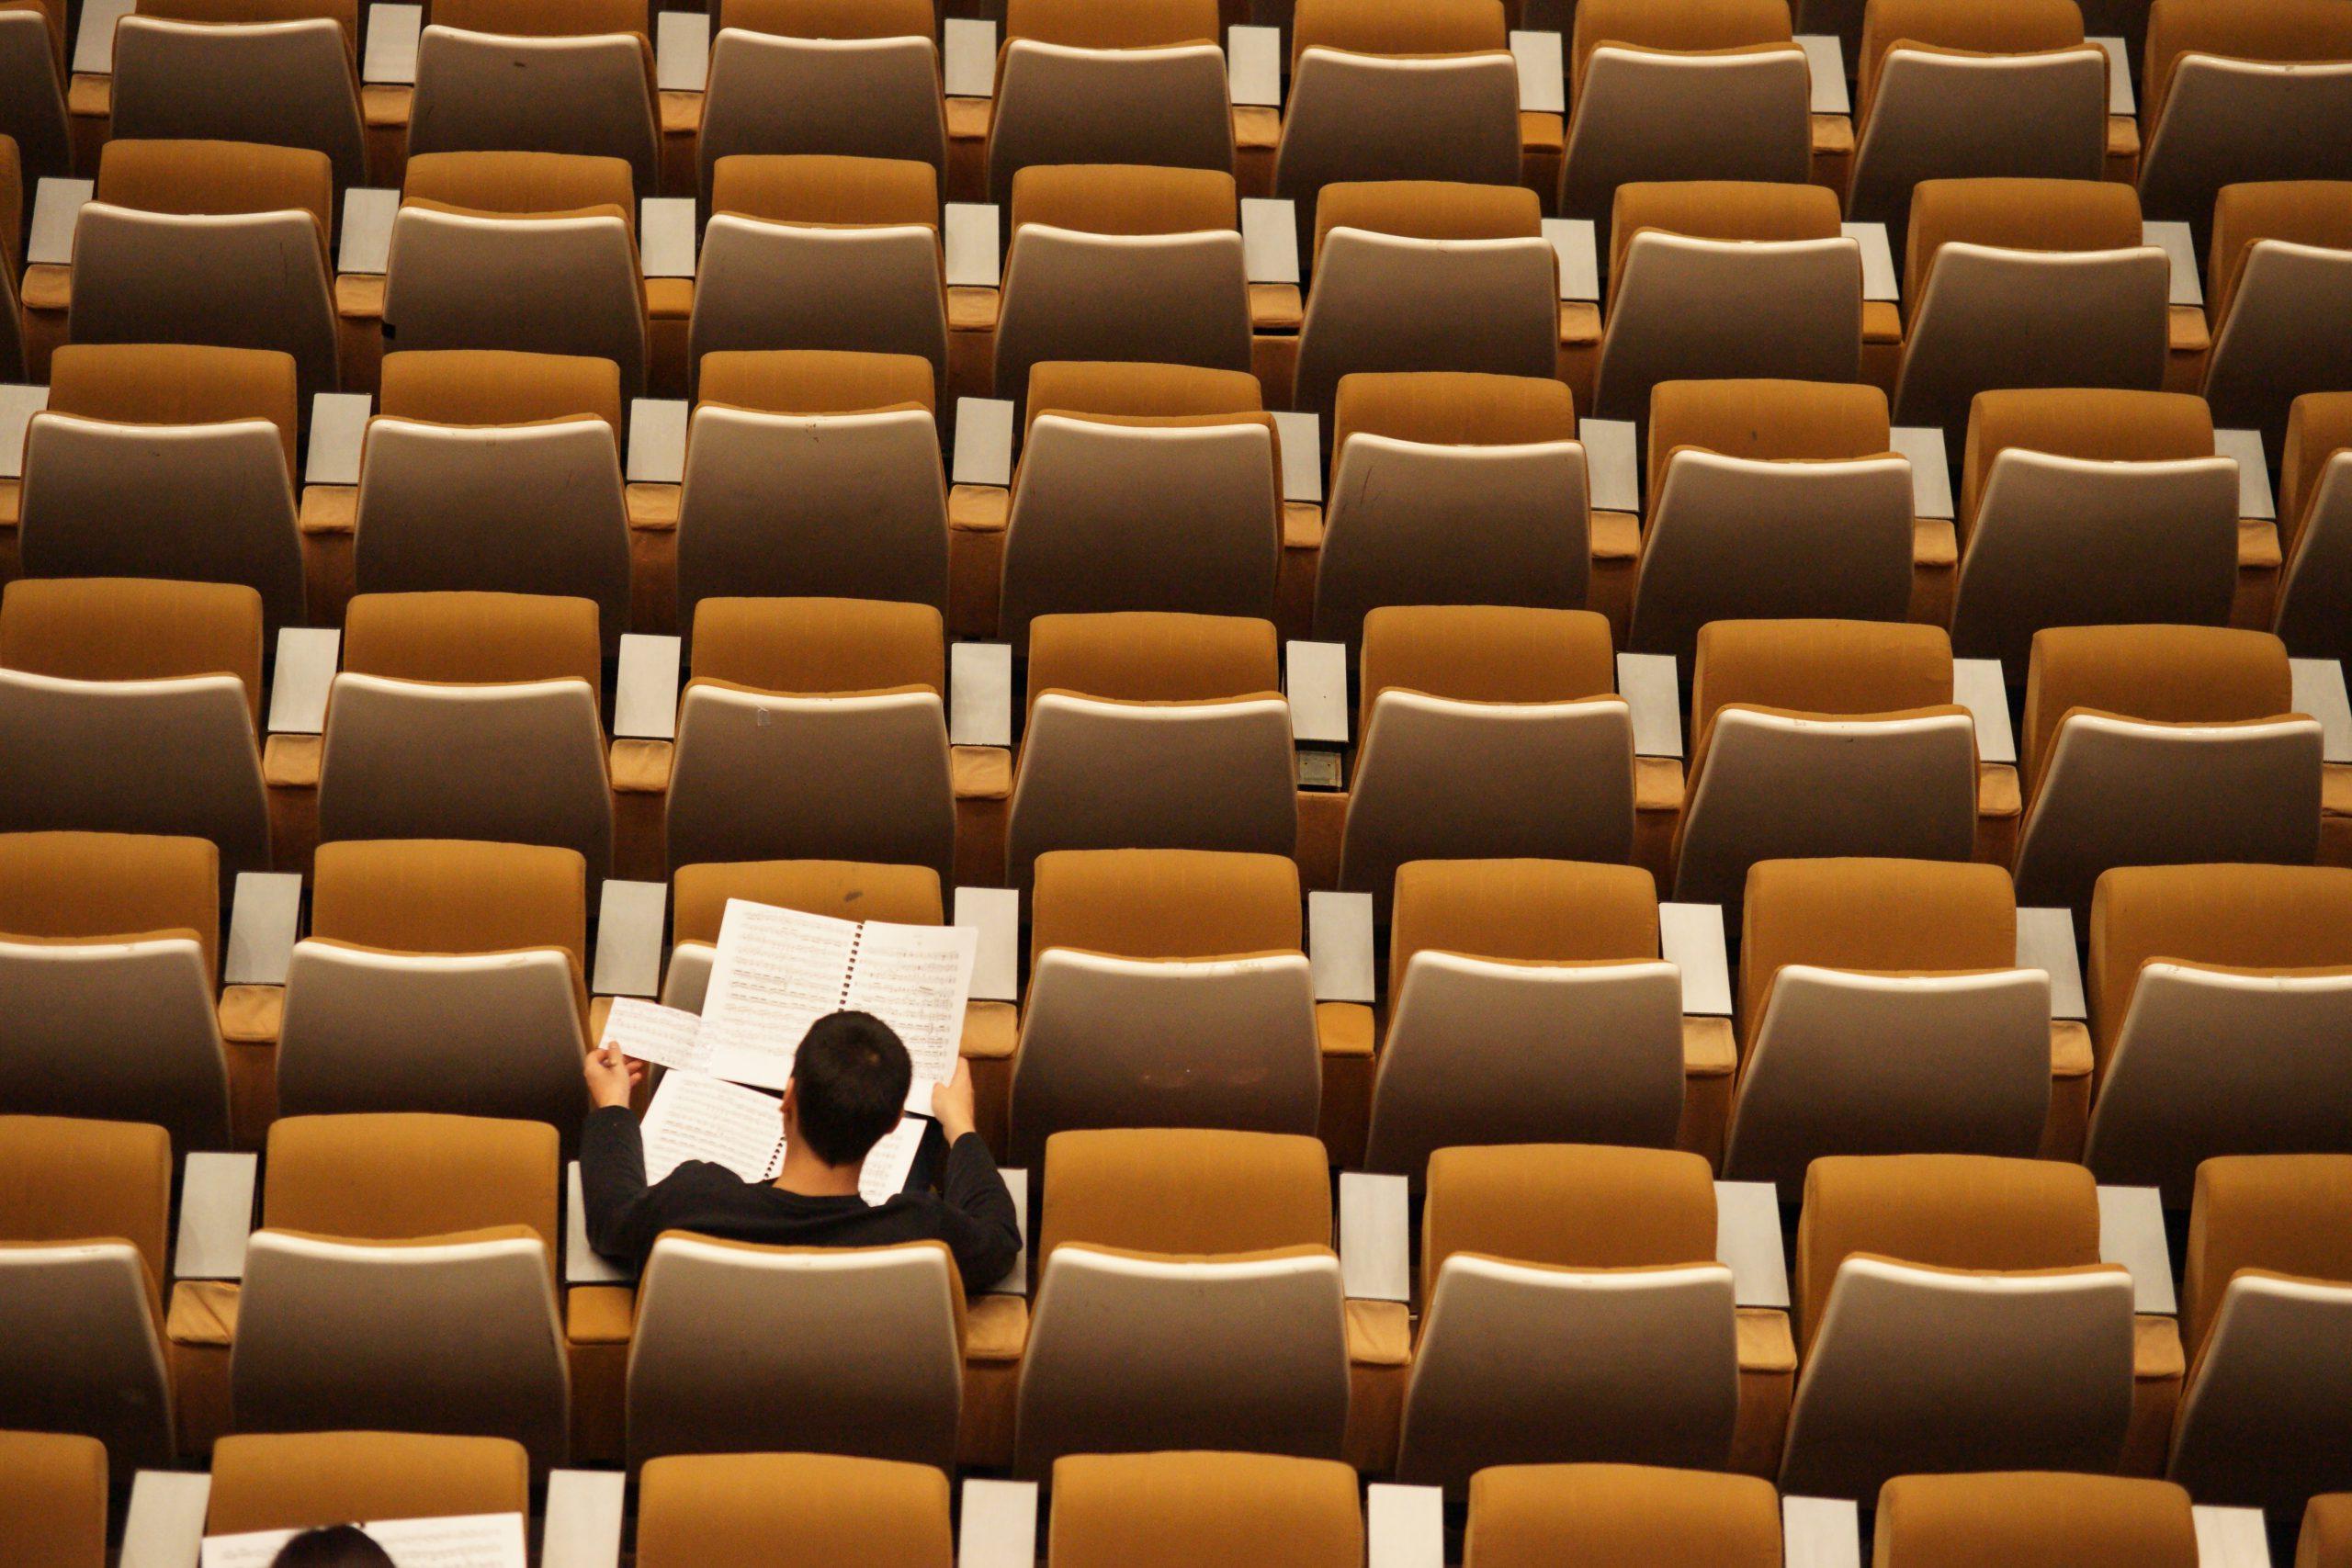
[855, 1113, 928, 1204]
[701, 900, 861, 1089]
[598, 997, 709, 1073]
[845, 920, 978, 1107]
[639, 1070, 785, 1184]
[203, 1515, 528, 1568]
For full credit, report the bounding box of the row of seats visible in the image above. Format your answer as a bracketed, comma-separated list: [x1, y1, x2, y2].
[13, 1434, 2352, 1568]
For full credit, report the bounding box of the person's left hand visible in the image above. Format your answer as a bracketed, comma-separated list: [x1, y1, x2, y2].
[584, 1045, 647, 1111]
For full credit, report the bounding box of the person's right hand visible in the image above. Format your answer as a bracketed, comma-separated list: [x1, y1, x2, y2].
[931, 1058, 978, 1143]
[584, 1045, 645, 1111]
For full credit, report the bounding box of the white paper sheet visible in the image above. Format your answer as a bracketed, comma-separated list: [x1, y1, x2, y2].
[844, 920, 978, 1100]
[597, 997, 710, 1073]
[203, 1515, 527, 1568]
[832, 1112, 930, 1203]
[639, 1070, 784, 1184]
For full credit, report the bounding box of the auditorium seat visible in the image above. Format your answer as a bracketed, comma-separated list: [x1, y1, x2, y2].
[386, 152, 650, 392]
[1398, 1145, 1740, 1490]
[69, 140, 340, 398]
[1951, 389, 2239, 675]
[202, 1429, 530, 1534]
[2307, 1495, 2352, 1568]
[1846, 0, 2108, 226]
[1317, 372, 1589, 647]
[993, 166, 1254, 401]
[277, 839, 593, 1130]
[1366, 860, 1683, 1175]
[0, 1429, 107, 1568]
[2086, 864, 2352, 1202]
[1462, 1462, 1784, 1567]
[0, 136, 21, 376]
[1626, 379, 1914, 660]
[1725, 858, 2048, 1196]
[1010, 849, 1319, 1162]
[0, 7, 68, 181]
[2136, 0, 2352, 227]
[1274, 0, 1520, 203]
[320, 592, 614, 876]
[1006, 611, 1295, 887]
[1562, 0, 1813, 221]
[2013, 625, 2321, 909]
[989, 0, 1235, 200]
[109, 0, 367, 186]
[628, 1238, 967, 1469]
[667, 596, 956, 880]
[1001, 361, 1278, 644]
[1293, 180, 1557, 419]
[2171, 1154, 2352, 1510]
[679, 351, 950, 625]
[1340, 606, 1636, 900]
[0, 578, 271, 874]
[1016, 1127, 1349, 1474]
[408, 0, 660, 187]
[1873, 1472, 2199, 1565]
[0, 1116, 175, 1469]
[232, 1112, 570, 1465]
[2200, 181, 2352, 442]
[637, 1450, 954, 1568]
[20, 344, 307, 632]
[696, 0, 947, 181]
[1781, 1153, 2136, 1498]
[1891, 177, 2170, 431]
[2277, 391, 2352, 660]
[660, 857, 944, 1010]
[1591, 184, 1864, 421]
[358, 350, 631, 645]
[0, 832, 231, 1149]
[1671, 619, 1978, 904]
[1049, 1451, 1364, 1568]
[687, 156, 949, 405]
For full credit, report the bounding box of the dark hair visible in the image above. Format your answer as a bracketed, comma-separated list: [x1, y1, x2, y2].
[269, 1526, 397, 1568]
[792, 1010, 911, 1167]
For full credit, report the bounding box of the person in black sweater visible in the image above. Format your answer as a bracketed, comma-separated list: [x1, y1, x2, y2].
[580, 1010, 1021, 1296]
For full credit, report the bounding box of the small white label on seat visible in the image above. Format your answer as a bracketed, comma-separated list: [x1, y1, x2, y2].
[266, 626, 342, 736]
[1241, 197, 1300, 285]
[950, 640, 1013, 747]
[2097, 1184, 2178, 1315]
[960, 1480, 1040, 1568]
[1841, 221, 1899, 302]
[27, 178, 91, 268]
[225, 869, 306, 986]
[2291, 658, 2352, 764]
[2092, 37, 2134, 115]
[655, 8, 709, 92]
[541, 1469, 628, 1568]
[1616, 651, 1683, 759]
[1272, 410, 1322, 503]
[174, 1150, 257, 1280]
[2191, 1506, 2273, 1568]
[1340, 1170, 1412, 1303]
[1286, 639, 1350, 746]
[1367, 1485, 1447, 1568]
[1227, 24, 1283, 107]
[2016, 907, 2086, 1020]
[72, 0, 134, 74]
[565, 1163, 632, 1284]
[1659, 902, 1733, 1016]
[2214, 428, 2275, 519]
[1797, 35, 1849, 114]
[119, 1472, 213, 1568]
[0, 382, 50, 479]
[992, 1168, 1028, 1294]
[1582, 417, 1641, 513]
[1309, 890, 1376, 1005]
[613, 633, 682, 740]
[591, 879, 669, 1000]
[943, 17, 995, 97]
[1544, 217, 1600, 303]
[1781, 1496, 1864, 1568]
[1951, 658, 2017, 765]
[1510, 29, 1565, 113]
[627, 398, 689, 484]
[953, 397, 1015, 487]
[2143, 220, 2204, 307]
[337, 186, 400, 275]
[1890, 425, 1953, 518]
[944, 202, 1001, 288]
[305, 391, 372, 487]
[955, 886, 1021, 1001]
[1714, 1179, 1791, 1308]
[361, 1, 422, 85]
[639, 197, 699, 278]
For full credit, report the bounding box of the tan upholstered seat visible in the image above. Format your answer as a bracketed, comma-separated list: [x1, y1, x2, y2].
[2306, 1495, 2352, 1568]
[638, 1451, 954, 1568]
[1019, 1128, 1348, 1474]
[408, 0, 657, 183]
[47, 342, 300, 469]
[1874, 1472, 2199, 1566]
[1783, 1154, 2133, 1497]
[1008, 612, 1295, 888]
[1629, 379, 1911, 659]
[1048, 1451, 1363, 1568]
[698, 0, 945, 180]
[1673, 619, 1975, 903]
[204, 1430, 531, 1534]
[2138, 0, 2352, 225]
[1893, 177, 2167, 429]
[2015, 625, 2319, 908]
[1013, 850, 1314, 1159]
[0, 1117, 175, 1469]
[699, 348, 937, 414]
[2278, 391, 2352, 659]
[989, 0, 1234, 201]
[0, 1429, 107, 1568]
[1276, 0, 1519, 202]
[0, 578, 269, 874]
[1727, 857, 2044, 1193]
[1371, 860, 1678, 1173]
[2172, 1156, 2352, 1510]
[1956, 389, 2233, 671]
[1401, 1145, 1736, 1490]
[1343, 607, 1633, 900]
[1463, 1462, 1783, 1568]
[2201, 181, 2352, 441]
[110, 0, 367, 187]
[662, 859, 943, 1010]
[0, 12, 71, 184]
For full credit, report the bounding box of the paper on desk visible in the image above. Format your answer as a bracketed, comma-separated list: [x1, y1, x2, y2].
[639, 1070, 784, 1184]
[597, 997, 711, 1073]
[203, 1515, 527, 1568]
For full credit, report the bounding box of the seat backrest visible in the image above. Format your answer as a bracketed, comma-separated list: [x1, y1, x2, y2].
[1277, 0, 1519, 197]
[989, 13, 1233, 198]
[48, 341, 300, 472]
[637, 1451, 953, 1568]
[1873, 1472, 2199, 1567]
[95, 134, 333, 231]
[110, 11, 365, 188]
[0, 829, 219, 976]
[1039, 1126, 1329, 1262]
[1031, 847, 1299, 964]
[2184, 1154, 2352, 1352]
[379, 347, 622, 434]
[699, 0, 943, 174]
[404, 147, 637, 219]
[690, 595, 943, 695]
[699, 348, 936, 414]
[1048, 1451, 1363, 1568]
[340, 589, 603, 694]
[1422, 1142, 1716, 1298]
[0, 1429, 107, 1568]
[1464, 1462, 1783, 1568]
[0, 1114, 171, 1293]
[1023, 610, 1279, 711]
[408, 16, 656, 184]
[264, 1111, 560, 1249]
[2022, 622, 2297, 792]
[1608, 178, 1845, 310]
[204, 1430, 530, 1535]
[2279, 390, 2352, 659]
[1389, 857, 1657, 995]
[0, 575, 263, 722]
[2142, 0, 2352, 128]
[1686, 616, 1960, 764]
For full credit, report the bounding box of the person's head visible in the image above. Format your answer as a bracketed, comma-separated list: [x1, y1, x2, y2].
[782, 1010, 910, 1168]
[269, 1525, 397, 1568]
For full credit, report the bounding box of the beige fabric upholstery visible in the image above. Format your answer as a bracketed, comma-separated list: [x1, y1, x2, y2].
[1388, 857, 1657, 999]
[2143, 0, 2352, 122]
[205, 1431, 531, 1534]
[433, 0, 648, 36]
[673, 860, 941, 943]
[0, 1429, 107, 1568]
[2021, 624, 2294, 795]
[403, 149, 636, 224]
[699, 349, 936, 414]
[0, 829, 220, 978]
[340, 591, 604, 696]
[96, 136, 333, 235]
[1961, 388, 2216, 538]
[2208, 180, 2352, 329]
[1010, 164, 1236, 236]
[1609, 181, 1841, 310]
[1037, 1128, 1330, 1262]
[719, 0, 930, 35]
[638, 1452, 952, 1568]
[1857, 0, 2086, 117]
[710, 152, 936, 225]
[1903, 175, 2143, 304]
[1048, 1451, 1363, 1568]
[1464, 1463, 1782, 1568]
[691, 596, 943, 696]
[1031, 849, 1299, 966]
[1421, 1143, 1714, 1303]
[2305, 1494, 2352, 1567]
[310, 840, 585, 971]
[1689, 617, 1954, 761]
[1875, 1472, 2199, 1567]
[0, 1114, 171, 1297]
[1333, 370, 1576, 452]
[1356, 604, 1615, 738]
[264, 1112, 560, 1251]
[1645, 377, 1890, 509]
[2284, 392, 2352, 558]
[48, 343, 300, 475]
[1570, 0, 1792, 92]
[1311, 177, 1540, 263]
[1023, 610, 1278, 713]
[2184, 1154, 2352, 1354]
[379, 350, 622, 435]
[1, 577, 265, 725]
